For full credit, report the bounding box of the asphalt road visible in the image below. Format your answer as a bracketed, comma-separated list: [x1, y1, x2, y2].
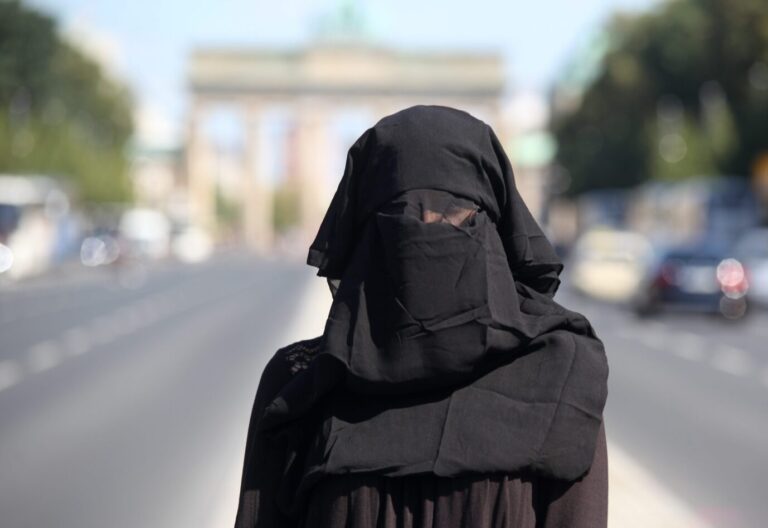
[1, 254, 766, 528]
[0, 253, 313, 528]
[555, 284, 768, 528]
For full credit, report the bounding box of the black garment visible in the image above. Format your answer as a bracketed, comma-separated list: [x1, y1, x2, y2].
[235, 105, 609, 526]
[236, 338, 608, 528]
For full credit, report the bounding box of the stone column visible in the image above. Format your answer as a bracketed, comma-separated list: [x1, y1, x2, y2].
[242, 103, 274, 251]
[186, 99, 216, 233]
[294, 101, 331, 244]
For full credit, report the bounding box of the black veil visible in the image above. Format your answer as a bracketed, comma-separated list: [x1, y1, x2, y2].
[260, 105, 608, 517]
[308, 107, 563, 297]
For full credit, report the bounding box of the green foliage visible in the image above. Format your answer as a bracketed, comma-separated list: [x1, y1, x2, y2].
[0, 0, 134, 203]
[215, 187, 241, 230]
[551, 0, 768, 195]
[272, 184, 300, 234]
[648, 115, 714, 182]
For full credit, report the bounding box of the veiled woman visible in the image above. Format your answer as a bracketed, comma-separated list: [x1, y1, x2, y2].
[234, 105, 609, 528]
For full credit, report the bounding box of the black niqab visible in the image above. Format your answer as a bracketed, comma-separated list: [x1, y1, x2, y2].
[259, 105, 609, 519]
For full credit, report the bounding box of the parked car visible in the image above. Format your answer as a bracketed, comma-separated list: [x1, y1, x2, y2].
[0, 175, 66, 280]
[570, 228, 654, 302]
[118, 208, 171, 261]
[80, 227, 121, 267]
[171, 224, 213, 263]
[734, 227, 768, 308]
[631, 241, 749, 318]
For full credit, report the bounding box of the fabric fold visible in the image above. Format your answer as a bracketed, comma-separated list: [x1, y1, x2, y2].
[258, 105, 608, 520]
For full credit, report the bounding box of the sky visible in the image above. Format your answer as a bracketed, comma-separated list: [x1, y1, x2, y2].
[29, 0, 661, 147]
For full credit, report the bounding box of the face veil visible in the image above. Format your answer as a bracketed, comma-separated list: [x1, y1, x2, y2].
[259, 105, 609, 518]
[308, 105, 564, 299]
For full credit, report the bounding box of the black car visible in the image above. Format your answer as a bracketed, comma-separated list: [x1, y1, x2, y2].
[632, 242, 749, 318]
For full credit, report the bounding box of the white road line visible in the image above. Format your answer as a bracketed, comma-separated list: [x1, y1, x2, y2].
[613, 326, 668, 351]
[136, 298, 159, 323]
[125, 304, 146, 331]
[89, 314, 125, 345]
[642, 320, 668, 334]
[636, 329, 667, 350]
[673, 332, 705, 362]
[5, 273, 249, 393]
[615, 327, 639, 341]
[112, 308, 134, 335]
[710, 345, 751, 377]
[149, 299, 170, 319]
[62, 326, 92, 357]
[0, 359, 23, 392]
[110, 308, 137, 338]
[26, 340, 63, 373]
[88, 316, 112, 346]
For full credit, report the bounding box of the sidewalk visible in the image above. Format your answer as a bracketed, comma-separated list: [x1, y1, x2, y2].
[217, 274, 710, 528]
[607, 443, 708, 528]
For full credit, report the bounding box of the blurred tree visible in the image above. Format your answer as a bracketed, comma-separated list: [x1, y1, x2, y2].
[0, 0, 133, 202]
[272, 183, 300, 234]
[551, 0, 768, 195]
[215, 186, 241, 232]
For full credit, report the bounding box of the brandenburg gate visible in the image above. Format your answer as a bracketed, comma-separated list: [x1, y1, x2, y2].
[185, 43, 505, 250]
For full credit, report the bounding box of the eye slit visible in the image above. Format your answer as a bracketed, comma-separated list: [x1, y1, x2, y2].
[421, 206, 478, 226]
[422, 209, 443, 223]
[444, 206, 478, 226]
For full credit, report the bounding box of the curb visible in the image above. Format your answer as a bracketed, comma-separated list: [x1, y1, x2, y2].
[607, 443, 708, 528]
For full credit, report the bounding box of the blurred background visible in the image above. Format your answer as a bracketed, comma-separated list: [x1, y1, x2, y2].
[1, 0, 767, 526]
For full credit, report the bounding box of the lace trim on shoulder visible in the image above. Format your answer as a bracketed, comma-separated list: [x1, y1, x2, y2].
[283, 337, 323, 374]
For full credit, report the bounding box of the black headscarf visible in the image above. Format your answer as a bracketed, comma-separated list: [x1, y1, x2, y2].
[260, 105, 609, 518]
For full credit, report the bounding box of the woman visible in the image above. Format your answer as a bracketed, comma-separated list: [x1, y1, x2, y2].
[235, 105, 609, 528]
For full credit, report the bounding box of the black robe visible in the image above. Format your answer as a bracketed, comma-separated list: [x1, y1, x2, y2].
[234, 337, 608, 528]
[235, 105, 609, 527]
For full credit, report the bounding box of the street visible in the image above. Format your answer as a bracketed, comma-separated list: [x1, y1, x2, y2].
[0, 253, 766, 527]
[0, 253, 313, 528]
[557, 282, 768, 528]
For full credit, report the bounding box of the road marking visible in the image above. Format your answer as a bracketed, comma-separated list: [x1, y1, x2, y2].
[134, 298, 157, 324]
[125, 304, 146, 331]
[62, 326, 92, 357]
[614, 327, 638, 341]
[89, 315, 119, 345]
[111, 308, 137, 337]
[673, 332, 705, 361]
[2, 272, 245, 391]
[0, 359, 23, 392]
[26, 340, 63, 373]
[710, 345, 751, 377]
[155, 297, 176, 318]
[636, 329, 667, 350]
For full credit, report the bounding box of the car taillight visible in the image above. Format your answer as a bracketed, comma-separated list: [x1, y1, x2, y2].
[0, 243, 12, 273]
[717, 258, 749, 298]
[654, 262, 677, 288]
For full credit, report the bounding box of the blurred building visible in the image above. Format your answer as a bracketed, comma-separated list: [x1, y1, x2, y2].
[185, 27, 507, 250]
[130, 146, 185, 214]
